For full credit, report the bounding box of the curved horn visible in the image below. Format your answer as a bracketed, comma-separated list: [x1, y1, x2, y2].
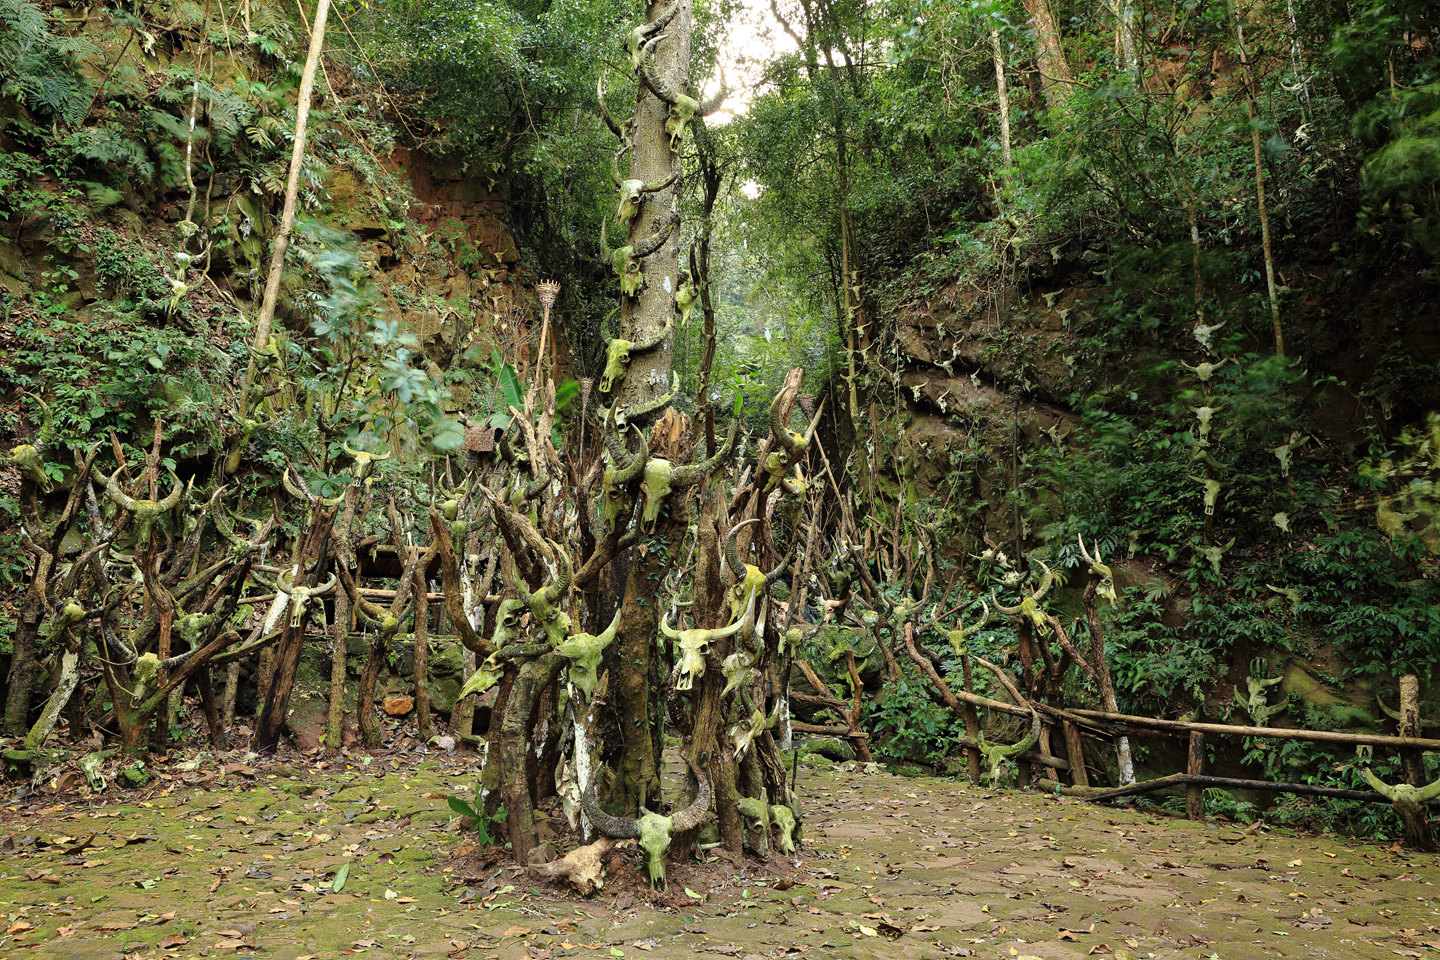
[599, 218, 615, 262]
[647, 1, 679, 37]
[313, 573, 338, 595]
[103, 468, 139, 511]
[641, 171, 679, 194]
[156, 470, 185, 512]
[538, 538, 574, 605]
[724, 518, 758, 581]
[282, 464, 310, 500]
[630, 315, 674, 353]
[964, 600, 992, 636]
[764, 538, 795, 585]
[659, 611, 683, 641]
[1077, 533, 1096, 566]
[596, 606, 623, 644]
[581, 784, 642, 839]
[639, 33, 683, 103]
[597, 69, 625, 141]
[698, 64, 728, 116]
[769, 391, 805, 455]
[672, 424, 738, 489]
[1032, 561, 1054, 601]
[633, 212, 677, 260]
[669, 768, 713, 833]
[710, 588, 758, 641]
[618, 427, 650, 482]
[990, 589, 1022, 616]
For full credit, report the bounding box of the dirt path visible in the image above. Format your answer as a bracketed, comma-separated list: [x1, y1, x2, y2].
[0, 757, 1435, 959]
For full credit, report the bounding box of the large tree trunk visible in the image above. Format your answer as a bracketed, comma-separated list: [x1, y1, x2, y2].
[1020, 0, 1072, 109]
[608, 0, 691, 815]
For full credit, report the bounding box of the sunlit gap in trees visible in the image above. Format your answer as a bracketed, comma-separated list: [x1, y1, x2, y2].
[711, 0, 796, 198]
[708, 0, 796, 126]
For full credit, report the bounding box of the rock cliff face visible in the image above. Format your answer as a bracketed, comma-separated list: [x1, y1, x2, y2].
[857, 248, 1440, 751]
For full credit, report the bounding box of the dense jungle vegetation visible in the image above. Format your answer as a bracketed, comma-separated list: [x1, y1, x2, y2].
[1, 0, 1439, 882]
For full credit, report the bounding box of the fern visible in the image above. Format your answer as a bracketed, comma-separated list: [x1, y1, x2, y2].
[65, 125, 155, 180]
[0, 0, 92, 123]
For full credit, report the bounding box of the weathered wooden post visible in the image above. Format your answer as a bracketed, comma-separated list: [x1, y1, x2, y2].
[1062, 720, 1089, 787]
[1186, 731, 1206, 820]
[1399, 675, 1426, 787]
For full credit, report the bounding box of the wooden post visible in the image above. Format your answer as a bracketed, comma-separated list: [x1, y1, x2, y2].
[1185, 731, 1205, 821]
[1037, 722, 1056, 778]
[1399, 675, 1426, 787]
[959, 654, 982, 781]
[1062, 721, 1088, 787]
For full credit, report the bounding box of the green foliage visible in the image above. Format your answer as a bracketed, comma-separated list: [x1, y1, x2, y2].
[447, 792, 506, 845]
[0, 0, 93, 124]
[866, 671, 967, 767]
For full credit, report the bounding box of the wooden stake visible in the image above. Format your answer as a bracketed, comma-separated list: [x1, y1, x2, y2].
[1186, 731, 1205, 820]
[1063, 720, 1088, 788]
[1399, 675, 1425, 787]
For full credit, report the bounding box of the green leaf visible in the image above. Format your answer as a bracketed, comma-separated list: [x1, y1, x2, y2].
[447, 795, 479, 819]
[684, 887, 703, 900]
[332, 862, 350, 892]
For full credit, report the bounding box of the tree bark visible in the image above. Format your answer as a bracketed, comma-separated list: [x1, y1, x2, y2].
[413, 564, 433, 741]
[608, 0, 691, 816]
[1230, 0, 1283, 357]
[253, 505, 335, 753]
[325, 486, 358, 753]
[1020, 0, 1072, 109]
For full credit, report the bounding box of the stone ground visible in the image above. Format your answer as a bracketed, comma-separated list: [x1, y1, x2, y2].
[0, 752, 1436, 960]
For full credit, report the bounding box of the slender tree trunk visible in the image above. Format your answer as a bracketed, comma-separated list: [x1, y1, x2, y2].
[24, 650, 79, 751]
[325, 487, 358, 752]
[1083, 583, 1133, 784]
[413, 565, 433, 741]
[238, 0, 332, 413]
[357, 631, 388, 747]
[5, 552, 51, 735]
[990, 29, 1012, 171]
[1231, 0, 1283, 356]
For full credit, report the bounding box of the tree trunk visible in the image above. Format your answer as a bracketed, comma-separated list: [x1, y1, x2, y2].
[608, 0, 690, 816]
[24, 650, 79, 751]
[1231, 0, 1283, 356]
[325, 487, 358, 752]
[1020, 0, 1072, 109]
[253, 506, 335, 753]
[990, 29, 1012, 170]
[238, 0, 333, 413]
[5, 552, 50, 736]
[499, 654, 559, 861]
[413, 565, 433, 741]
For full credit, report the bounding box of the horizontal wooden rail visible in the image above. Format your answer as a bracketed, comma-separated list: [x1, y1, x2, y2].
[1067, 708, 1440, 752]
[1038, 773, 1440, 807]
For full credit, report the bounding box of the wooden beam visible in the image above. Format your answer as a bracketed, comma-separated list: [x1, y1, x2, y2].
[1068, 708, 1440, 752]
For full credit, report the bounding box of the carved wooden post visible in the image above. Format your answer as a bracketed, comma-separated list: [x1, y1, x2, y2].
[1400, 675, 1426, 787]
[1186, 731, 1205, 821]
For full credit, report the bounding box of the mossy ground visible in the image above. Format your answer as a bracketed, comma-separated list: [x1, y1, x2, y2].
[0, 754, 1436, 959]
